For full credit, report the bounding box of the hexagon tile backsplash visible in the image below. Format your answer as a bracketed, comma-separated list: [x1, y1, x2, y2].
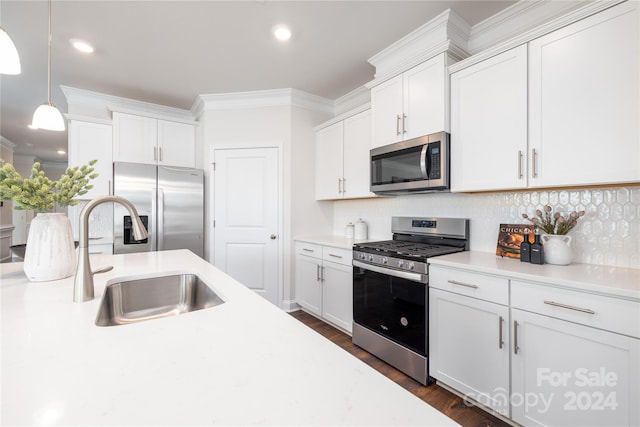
[333, 185, 640, 269]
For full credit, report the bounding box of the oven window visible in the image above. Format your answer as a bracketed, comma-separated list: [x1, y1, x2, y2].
[353, 265, 426, 355]
[371, 145, 424, 185]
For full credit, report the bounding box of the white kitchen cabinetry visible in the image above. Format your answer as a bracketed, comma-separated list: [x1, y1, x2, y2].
[450, 1, 639, 192]
[450, 45, 528, 192]
[429, 267, 510, 416]
[371, 53, 448, 149]
[113, 112, 196, 168]
[528, 1, 639, 188]
[295, 241, 353, 333]
[511, 280, 639, 427]
[68, 120, 113, 198]
[315, 109, 373, 200]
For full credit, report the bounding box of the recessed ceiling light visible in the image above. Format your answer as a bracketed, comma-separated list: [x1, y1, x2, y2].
[57, 150, 66, 155]
[273, 25, 291, 41]
[70, 39, 94, 53]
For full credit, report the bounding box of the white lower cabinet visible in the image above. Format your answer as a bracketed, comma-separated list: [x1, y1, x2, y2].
[429, 267, 510, 416]
[429, 263, 640, 426]
[295, 241, 353, 333]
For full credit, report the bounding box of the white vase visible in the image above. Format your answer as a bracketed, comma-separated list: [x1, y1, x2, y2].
[541, 234, 573, 266]
[23, 213, 77, 282]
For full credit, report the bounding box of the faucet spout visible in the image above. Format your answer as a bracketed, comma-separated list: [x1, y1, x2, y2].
[73, 195, 148, 302]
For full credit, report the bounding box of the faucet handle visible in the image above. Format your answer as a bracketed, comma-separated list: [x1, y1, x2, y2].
[92, 266, 113, 275]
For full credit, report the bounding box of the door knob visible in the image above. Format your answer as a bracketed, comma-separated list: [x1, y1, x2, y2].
[270, 234, 277, 240]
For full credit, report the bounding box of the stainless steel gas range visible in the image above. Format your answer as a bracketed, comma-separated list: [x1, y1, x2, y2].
[352, 217, 469, 385]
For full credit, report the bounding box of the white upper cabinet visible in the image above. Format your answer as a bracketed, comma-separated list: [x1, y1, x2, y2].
[450, 1, 639, 192]
[113, 112, 196, 168]
[316, 109, 374, 200]
[68, 120, 113, 199]
[451, 45, 528, 192]
[371, 53, 448, 149]
[528, 1, 639, 188]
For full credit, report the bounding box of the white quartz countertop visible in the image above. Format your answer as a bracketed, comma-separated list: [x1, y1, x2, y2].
[1, 250, 457, 426]
[295, 235, 369, 249]
[429, 251, 640, 301]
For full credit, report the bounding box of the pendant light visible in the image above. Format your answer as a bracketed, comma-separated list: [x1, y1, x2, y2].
[0, 27, 21, 75]
[31, 0, 65, 131]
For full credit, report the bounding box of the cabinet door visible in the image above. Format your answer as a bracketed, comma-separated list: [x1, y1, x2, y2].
[68, 120, 113, 198]
[295, 254, 322, 316]
[157, 120, 196, 168]
[512, 309, 639, 427]
[112, 112, 157, 164]
[315, 122, 344, 200]
[450, 45, 528, 192]
[429, 288, 510, 416]
[529, 1, 639, 187]
[321, 260, 353, 333]
[403, 53, 447, 140]
[370, 74, 404, 148]
[342, 110, 374, 199]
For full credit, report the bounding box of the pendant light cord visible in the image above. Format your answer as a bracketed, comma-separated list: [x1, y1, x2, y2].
[47, 0, 52, 105]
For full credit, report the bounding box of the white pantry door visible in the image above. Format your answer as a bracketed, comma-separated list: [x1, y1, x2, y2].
[213, 147, 280, 306]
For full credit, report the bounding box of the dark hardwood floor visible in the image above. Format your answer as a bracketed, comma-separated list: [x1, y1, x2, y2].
[290, 310, 511, 427]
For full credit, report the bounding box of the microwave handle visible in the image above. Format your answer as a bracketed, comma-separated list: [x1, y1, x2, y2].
[420, 144, 430, 180]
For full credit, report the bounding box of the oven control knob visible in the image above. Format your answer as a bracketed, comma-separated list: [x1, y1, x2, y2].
[408, 262, 415, 271]
[359, 253, 366, 260]
[368, 255, 374, 262]
[397, 260, 405, 268]
[381, 257, 388, 265]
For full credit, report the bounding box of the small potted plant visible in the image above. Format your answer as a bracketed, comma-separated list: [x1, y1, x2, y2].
[0, 159, 98, 281]
[522, 205, 585, 265]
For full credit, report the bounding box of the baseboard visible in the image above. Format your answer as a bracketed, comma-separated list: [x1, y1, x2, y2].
[281, 299, 300, 312]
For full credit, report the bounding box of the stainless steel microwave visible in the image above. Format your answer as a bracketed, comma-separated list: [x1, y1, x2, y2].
[370, 132, 450, 195]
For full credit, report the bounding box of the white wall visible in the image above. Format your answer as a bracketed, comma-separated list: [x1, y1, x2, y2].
[332, 185, 640, 269]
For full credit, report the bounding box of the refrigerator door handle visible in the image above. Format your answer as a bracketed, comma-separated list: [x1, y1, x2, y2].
[150, 188, 157, 251]
[157, 188, 165, 250]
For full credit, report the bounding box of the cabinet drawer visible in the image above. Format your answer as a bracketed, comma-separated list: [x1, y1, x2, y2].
[295, 242, 322, 258]
[429, 266, 509, 305]
[511, 280, 640, 338]
[322, 246, 352, 267]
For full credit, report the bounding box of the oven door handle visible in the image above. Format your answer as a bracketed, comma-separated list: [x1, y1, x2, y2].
[353, 260, 426, 283]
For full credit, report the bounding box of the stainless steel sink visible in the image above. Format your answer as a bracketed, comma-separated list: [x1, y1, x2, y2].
[96, 274, 224, 327]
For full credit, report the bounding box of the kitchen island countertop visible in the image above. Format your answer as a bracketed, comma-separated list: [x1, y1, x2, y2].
[1, 249, 458, 426]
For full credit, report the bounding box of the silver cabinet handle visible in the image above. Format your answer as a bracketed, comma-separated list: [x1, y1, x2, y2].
[338, 178, 342, 194]
[328, 253, 342, 259]
[319, 265, 324, 282]
[498, 316, 504, 349]
[396, 115, 401, 136]
[514, 320, 520, 354]
[402, 114, 407, 134]
[544, 300, 595, 315]
[108, 179, 112, 195]
[316, 264, 321, 281]
[159, 147, 163, 162]
[154, 146, 157, 161]
[518, 150, 523, 179]
[303, 248, 314, 253]
[342, 178, 346, 194]
[531, 148, 538, 178]
[447, 280, 478, 289]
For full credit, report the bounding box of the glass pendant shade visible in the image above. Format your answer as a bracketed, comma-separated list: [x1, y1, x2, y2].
[32, 103, 65, 131]
[0, 27, 21, 75]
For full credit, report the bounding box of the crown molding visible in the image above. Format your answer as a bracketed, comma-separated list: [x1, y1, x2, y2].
[450, 0, 626, 74]
[64, 114, 113, 126]
[367, 8, 470, 83]
[313, 102, 371, 132]
[0, 137, 17, 151]
[196, 88, 334, 116]
[467, 0, 598, 54]
[61, 86, 194, 123]
[334, 86, 370, 117]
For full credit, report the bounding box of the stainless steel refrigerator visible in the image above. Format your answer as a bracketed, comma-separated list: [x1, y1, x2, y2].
[113, 162, 204, 257]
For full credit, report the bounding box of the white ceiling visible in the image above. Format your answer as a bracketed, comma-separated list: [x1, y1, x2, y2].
[0, 0, 515, 163]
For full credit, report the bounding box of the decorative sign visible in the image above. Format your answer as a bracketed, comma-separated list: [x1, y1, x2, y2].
[496, 223, 535, 259]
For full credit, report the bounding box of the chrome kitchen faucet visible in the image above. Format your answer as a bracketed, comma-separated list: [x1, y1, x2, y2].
[73, 195, 148, 302]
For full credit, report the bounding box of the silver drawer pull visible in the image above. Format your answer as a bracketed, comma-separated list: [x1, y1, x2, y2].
[448, 280, 478, 289]
[303, 248, 314, 252]
[544, 300, 595, 315]
[328, 254, 342, 259]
